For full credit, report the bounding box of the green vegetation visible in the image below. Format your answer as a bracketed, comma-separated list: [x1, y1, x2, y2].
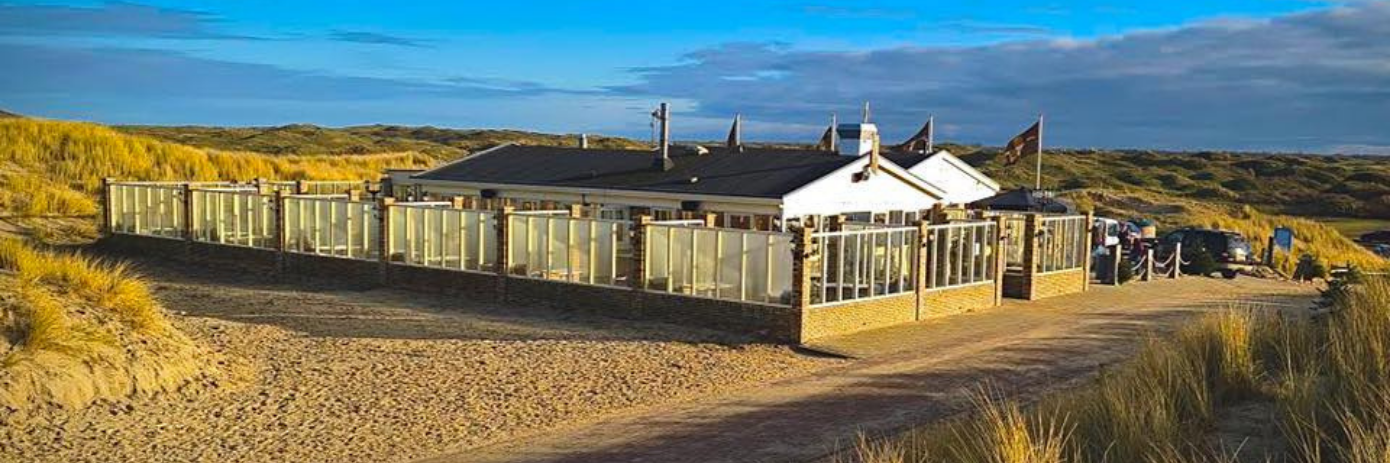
[0, 119, 434, 220]
[846, 276, 1390, 463]
[0, 239, 213, 412]
[953, 146, 1390, 220]
[118, 123, 646, 159]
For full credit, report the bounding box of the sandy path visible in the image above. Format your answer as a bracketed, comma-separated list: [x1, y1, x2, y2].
[430, 277, 1317, 463]
[2, 262, 832, 463]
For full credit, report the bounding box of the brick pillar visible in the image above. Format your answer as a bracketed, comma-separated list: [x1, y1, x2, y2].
[629, 215, 652, 291]
[495, 205, 515, 299]
[701, 212, 718, 227]
[1021, 213, 1041, 300]
[378, 197, 395, 285]
[450, 196, 466, 210]
[992, 215, 1008, 306]
[1082, 211, 1095, 292]
[916, 220, 932, 320]
[273, 190, 289, 272]
[100, 177, 116, 237]
[181, 183, 195, 262]
[930, 204, 948, 224]
[790, 226, 814, 343]
[568, 203, 584, 218]
[828, 215, 846, 231]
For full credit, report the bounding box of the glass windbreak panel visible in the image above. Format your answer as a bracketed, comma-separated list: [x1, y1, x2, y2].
[767, 235, 792, 304]
[593, 222, 615, 285]
[693, 229, 718, 297]
[646, 226, 669, 290]
[717, 230, 743, 300]
[745, 234, 770, 303]
[669, 227, 692, 294]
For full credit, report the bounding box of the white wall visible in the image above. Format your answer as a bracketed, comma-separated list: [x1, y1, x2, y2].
[907, 151, 1000, 205]
[782, 156, 941, 219]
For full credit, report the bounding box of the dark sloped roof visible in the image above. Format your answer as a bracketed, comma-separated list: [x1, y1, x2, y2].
[970, 188, 1072, 213]
[883, 151, 929, 168]
[412, 145, 861, 198]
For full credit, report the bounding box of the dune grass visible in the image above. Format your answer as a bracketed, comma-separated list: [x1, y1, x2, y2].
[0, 118, 431, 219]
[0, 238, 211, 413]
[844, 277, 1390, 463]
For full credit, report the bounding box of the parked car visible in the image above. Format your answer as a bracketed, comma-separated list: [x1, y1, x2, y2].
[1373, 243, 1390, 258]
[1157, 228, 1258, 279]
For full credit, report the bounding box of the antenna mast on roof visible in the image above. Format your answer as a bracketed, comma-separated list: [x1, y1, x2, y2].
[862, 102, 871, 123]
[831, 113, 839, 152]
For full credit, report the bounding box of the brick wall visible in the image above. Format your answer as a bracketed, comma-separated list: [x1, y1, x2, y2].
[388, 264, 498, 301]
[801, 293, 916, 342]
[1030, 268, 1087, 300]
[921, 282, 997, 318]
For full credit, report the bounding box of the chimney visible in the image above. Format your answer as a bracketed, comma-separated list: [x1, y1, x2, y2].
[836, 122, 879, 157]
[652, 102, 674, 171]
[579, 133, 589, 149]
[830, 113, 839, 152]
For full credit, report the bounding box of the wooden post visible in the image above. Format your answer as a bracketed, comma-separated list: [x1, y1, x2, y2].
[181, 183, 195, 262]
[100, 177, 116, 237]
[378, 197, 395, 285]
[450, 196, 466, 210]
[791, 225, 814, 342]
[274, 190, 289, 272]
[568, 203, 584, 218]
[495, 205, 515, 298]
[992, 215, 1008, 306]
[916, 220, 932, 319]
[701, 212, 718, 227]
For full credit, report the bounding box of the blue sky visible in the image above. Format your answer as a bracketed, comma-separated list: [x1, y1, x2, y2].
[1, 0, 1388, 153]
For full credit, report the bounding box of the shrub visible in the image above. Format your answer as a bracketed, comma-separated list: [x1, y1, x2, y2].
[1293, 254, 1328, 281]
[1183, 246, 1218, 277]
[1117, 256, 1135, 284]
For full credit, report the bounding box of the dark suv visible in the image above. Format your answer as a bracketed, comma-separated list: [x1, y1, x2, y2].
[1158, 228, 1257, 279]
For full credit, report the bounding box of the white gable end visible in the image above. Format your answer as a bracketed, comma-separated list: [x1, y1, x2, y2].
[782, 156, 942, 219]
[907, 150, 1001, 205]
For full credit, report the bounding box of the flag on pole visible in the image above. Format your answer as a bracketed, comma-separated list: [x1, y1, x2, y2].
[896, 116, 934, 153]
[726, 113, 742, 149]
[1000, 119, 1042, 166]
[815, 126, 835, 151]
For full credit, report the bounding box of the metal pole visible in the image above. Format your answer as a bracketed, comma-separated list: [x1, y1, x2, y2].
[1035, 114, 1044, 190]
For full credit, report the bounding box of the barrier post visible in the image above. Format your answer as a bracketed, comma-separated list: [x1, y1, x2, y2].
[1110, 243, 1124, 286]
[1172, 242, 1183, 279]
[1144, 249, 1156, 282]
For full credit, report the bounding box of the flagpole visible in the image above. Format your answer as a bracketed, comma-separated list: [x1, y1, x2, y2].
[1035, 113, 1044, 190]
